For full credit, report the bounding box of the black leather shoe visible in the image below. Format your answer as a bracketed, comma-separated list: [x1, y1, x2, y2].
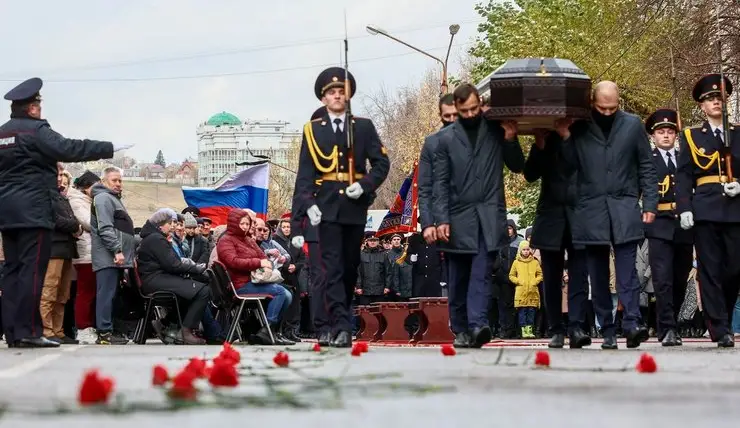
[318, 331, 332, 346]
[284, 331, 302, 343]
[470, 326, 492, 348]
[548, 333, 565, 349]
[274, 332, 295, 346]
[718, 334, 735, 348]
[625, 326, 649, 349]
[331, 331, 352, 348]
[453, 332, 471, 348]
[661, 329, 680, 347]
[601, 335, 618, 350]
[568, 328, 592, 349]
[16, 337, 60, 348]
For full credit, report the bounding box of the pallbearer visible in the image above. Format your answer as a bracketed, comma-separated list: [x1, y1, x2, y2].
[676, 74, 740, 347]
[290, 67, 390, 348]
[644, 108, 693, 346]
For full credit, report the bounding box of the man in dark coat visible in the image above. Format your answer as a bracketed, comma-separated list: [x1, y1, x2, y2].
[407, 231, 444, 297]
[433, 83, 525, 348]
[676, 74, 740, 348]
[523, 132, 591, 349]
[290, 67, 390, 348]
[418, 94, 457, 244]
[0, 78, 125, 348]
[643, 109, 693, 346]
[355, 233, 388, 304]
[556, 81, 658, 349]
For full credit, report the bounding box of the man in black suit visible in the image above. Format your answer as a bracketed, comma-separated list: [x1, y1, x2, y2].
[676, 73, 740, 348]
[290, 67, 390, 348]
[643, 108, 693, 346]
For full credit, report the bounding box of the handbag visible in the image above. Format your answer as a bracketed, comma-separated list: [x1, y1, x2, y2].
[251, 267, 284, 284]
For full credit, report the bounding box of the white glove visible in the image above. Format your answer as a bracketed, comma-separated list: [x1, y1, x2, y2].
[345, 182, 364, 199]
[112, 143, 134, 152]
[410, 254, 418, 262]
[291, 235, 305, 248]
[307, 204, 322, 226]
[724, 181, 740, 197]
[679, 211, 694, 230]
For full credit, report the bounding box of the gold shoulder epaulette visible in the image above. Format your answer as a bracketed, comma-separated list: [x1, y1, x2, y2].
[683, 127, 719, 171]
[310, 118, 322, 122]
[303, 121, 337, 173]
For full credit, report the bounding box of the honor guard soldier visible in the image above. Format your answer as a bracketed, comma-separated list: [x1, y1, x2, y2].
[290, 67, 390, 347]
[644, 109, 693, 346]
[0, 78, 128, 348]
[676, 74, 740, 347]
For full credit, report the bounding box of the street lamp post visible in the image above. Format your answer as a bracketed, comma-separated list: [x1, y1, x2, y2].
[366, 24, 459, 96]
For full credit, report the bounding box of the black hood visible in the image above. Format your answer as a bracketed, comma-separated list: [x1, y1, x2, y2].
[139, 220, 163, 239]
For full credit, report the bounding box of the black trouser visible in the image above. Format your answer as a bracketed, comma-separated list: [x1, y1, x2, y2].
[1, 228, 52, 343]
[312, 222, 365, 335]
[649, 238, 693, 338]
[541, 247, 587, 335]
[282, 284, 301, 334]
[693, 221, 740, 339]
[182, 285, 210, 329]
[497, 279, 516, 336]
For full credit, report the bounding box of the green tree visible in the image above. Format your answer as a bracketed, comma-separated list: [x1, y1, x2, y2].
[154, 150, 166, 167]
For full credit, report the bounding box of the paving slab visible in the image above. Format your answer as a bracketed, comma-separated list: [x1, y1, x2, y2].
[0, 340, 738, 427]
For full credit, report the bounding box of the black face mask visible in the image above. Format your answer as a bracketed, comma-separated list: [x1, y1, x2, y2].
[458, 112, 482, 129]
[592, 108, 616, 128]
[441, 120, 454, 128]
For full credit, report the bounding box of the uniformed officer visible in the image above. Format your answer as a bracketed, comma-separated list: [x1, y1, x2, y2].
[644, 108, 693, 346]
[290, 67, 390, 347]
[0, 78, 129, 348]
[676, 73, 739, 347]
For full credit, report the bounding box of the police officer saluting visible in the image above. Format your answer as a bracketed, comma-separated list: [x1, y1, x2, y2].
[0, 78, 129, 348]
[676, 74, 739, 347]
[291, 67, 390, 347]
[644, 109, 693, 346]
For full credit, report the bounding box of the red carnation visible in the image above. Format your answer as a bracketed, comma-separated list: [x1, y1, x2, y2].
[636, 353, 657, 373]
[273, 351, 290, 367]
[185, 358, 207, 378]
[534, 351, 550, 367]
[356, 341, 369, 353]
[152, 365, 169, 386]
[441, 344, 456, 356]
[312, 343, 321, 352]
[78, 369, 115, 406]
[216, 343, 241, 366]
[351, 344, 363, 357]
[169, 369, 197, 400]
[208, 361, 239, 387]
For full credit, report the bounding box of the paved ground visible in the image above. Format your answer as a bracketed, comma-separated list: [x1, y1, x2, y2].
[0, 338, 739, 427]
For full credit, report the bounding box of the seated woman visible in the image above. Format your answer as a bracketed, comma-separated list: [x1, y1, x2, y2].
[136, 208, 222, 345]
[217, 208, 293, 345]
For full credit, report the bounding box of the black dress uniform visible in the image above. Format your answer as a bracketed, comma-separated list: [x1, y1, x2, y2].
[291, 67, 390, 347]
[676, 74, 739, 347]
[0, 78, 114, 347]
[643, 109, 693, 346]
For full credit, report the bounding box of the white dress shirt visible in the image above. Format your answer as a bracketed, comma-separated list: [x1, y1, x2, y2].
[328, 112, 346, 132]
[657, 147, 676, 168]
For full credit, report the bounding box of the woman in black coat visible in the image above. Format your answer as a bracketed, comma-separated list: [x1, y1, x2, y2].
[136, 208, 222, 345]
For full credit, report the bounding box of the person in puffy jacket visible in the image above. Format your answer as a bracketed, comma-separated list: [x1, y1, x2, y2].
[217, 208, 293, 345]
[136, 208, 220, 345]
[509, 240, 543, 339]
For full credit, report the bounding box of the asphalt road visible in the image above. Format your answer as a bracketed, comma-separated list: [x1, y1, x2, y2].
[0, 339, 739, 427]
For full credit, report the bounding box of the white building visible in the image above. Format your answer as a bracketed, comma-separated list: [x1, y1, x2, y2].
[196, 111, 301, 186]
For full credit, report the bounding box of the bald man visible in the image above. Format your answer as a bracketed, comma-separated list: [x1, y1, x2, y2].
[555, 80, 658, 350]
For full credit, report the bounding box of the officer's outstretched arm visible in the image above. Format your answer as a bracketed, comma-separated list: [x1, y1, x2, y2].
[35, 124, 114, 163]
[357, 121, 390, 194]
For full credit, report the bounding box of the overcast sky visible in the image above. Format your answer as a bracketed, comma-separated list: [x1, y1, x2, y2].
[0, 1, 484, 164]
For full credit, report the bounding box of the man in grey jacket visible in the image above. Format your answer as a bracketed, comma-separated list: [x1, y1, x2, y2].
[91, 166, 136, 345]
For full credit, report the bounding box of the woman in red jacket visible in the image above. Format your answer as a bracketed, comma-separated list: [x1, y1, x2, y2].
[217, 209, 293, 345]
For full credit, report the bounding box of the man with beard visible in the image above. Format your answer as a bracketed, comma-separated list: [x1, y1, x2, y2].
[523, 131, 591, 349]
[676, 74, 740, 347]
[433, 83, 524, 348]
[418, 94, 457, 244]
[643, 109, 693, 346]
[290, 67, 390, 348]
[555, 81, 658, 349]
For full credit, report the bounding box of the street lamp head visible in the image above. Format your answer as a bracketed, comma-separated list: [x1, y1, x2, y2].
[449, 24, 460, 35]
[366, 25, 384, 36]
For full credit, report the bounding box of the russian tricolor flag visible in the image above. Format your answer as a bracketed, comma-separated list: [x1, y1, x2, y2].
[181, 163, 269, 226]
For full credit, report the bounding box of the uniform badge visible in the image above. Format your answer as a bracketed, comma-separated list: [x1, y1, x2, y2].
[699, 147, 706, 154]
[702, 128, 707, 133]
[712, 84, 718, 90]
[321, 121, 326, 126]
[332, 76, 339, 82]
[663, 118, 668, 122]
[381, 145, 388, 155]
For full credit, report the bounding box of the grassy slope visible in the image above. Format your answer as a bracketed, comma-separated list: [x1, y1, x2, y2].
[120, 181, 187, 228]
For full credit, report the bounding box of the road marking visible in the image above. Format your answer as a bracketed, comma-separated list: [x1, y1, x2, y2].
[0, 345, 85, 379]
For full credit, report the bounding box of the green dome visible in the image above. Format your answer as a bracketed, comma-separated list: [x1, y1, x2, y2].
[206, 111, 241, 126]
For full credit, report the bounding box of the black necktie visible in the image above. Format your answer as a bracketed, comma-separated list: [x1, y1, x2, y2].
[715, 128, 724, 144]
[334, 118, 343, 137]
[666, 151, 676, 174]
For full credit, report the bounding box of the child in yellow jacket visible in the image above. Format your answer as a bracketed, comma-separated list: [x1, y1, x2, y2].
[509, 240, 542, 339]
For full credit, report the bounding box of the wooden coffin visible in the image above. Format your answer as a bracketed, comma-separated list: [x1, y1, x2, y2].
[486, 58, 592, 134]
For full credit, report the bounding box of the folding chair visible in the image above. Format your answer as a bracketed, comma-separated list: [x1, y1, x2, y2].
[211, 261, 274, 344]
[131, 261, 184, 345]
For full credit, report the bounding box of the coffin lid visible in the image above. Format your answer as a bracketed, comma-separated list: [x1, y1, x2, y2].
[490, 58, 590, 80]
